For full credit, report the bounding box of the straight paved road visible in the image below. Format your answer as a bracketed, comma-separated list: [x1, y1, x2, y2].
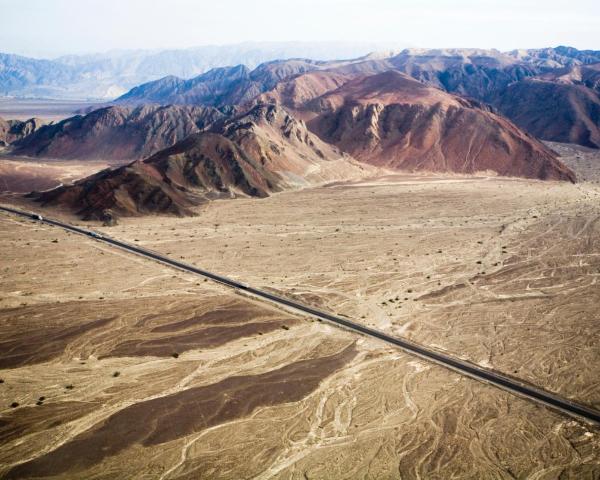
[2, 204, 599, 425]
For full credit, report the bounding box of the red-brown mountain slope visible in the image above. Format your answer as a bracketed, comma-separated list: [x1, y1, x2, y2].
[278, 71, 575, 181]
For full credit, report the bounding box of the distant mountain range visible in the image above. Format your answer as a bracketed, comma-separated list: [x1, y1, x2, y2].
[113, 46, 600, 149]
[0, 42, 404, 100]
[3, 45, 599, 150]
[4, 44, 598, 102]
[115, 46, 600, 105]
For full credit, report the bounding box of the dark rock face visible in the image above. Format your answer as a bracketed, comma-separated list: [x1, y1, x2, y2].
[0, 117, 6, 147]
[12, 105, 227, 160]
[580, 64, 600, 93]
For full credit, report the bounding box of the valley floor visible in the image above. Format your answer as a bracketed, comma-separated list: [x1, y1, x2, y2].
[0, 98, 100, 122]
[0, 154, 123, 194]
[1, 168, 600, 478]
[98, 173, 600, 406]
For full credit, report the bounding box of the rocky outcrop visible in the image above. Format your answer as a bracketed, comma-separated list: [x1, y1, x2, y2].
[0, 117, 12, 146]
[214, 103, 371, 187]
[0, 117, 47, 146]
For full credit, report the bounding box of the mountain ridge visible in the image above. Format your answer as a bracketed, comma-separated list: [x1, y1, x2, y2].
[270, 70, 576, 181]
[0, 42, 404, 99]
[11, 104, 229, 160]
[29, 102, 378, 218]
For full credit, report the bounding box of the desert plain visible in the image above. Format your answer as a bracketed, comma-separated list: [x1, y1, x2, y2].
[1, 145, 600, 478]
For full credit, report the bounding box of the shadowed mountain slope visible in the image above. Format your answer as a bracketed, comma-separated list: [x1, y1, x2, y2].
[492, 68, 600, 149]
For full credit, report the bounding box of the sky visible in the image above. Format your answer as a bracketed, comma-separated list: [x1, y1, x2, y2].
[1, 0, 598, 58]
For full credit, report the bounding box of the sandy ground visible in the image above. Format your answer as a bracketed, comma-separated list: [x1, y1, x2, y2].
[0, 154, 123, 194]
[90, 172, 600, 411]
[1, 144, 600, 477]
[0, 98, 100, 122]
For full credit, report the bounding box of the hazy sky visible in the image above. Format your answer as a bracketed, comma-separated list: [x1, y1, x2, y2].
[1, 0, 598, 58]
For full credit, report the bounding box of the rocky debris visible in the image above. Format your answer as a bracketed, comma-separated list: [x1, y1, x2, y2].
[100, 210, 118, 226]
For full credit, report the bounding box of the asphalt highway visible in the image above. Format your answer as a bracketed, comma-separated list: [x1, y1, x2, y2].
[2, 204, 599, 425]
